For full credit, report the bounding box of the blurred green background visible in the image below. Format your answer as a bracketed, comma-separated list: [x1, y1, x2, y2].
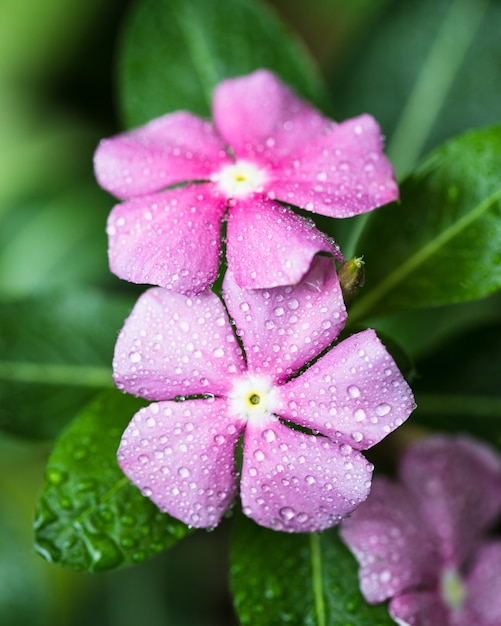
[1, 0, 500, 624]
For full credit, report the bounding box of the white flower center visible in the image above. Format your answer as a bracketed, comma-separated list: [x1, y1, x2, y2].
[212, 160, 267, 198]
[440, 568, 466, 611]
[228, 374, 277, 424]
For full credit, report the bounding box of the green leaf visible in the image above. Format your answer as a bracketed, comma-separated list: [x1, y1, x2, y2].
[0, 287, 132, 439]
[34, 389, 192, 572]
[231, 514, 393, 626]
[332, 0, 497, 178]
[411, 318, 501, 450]
[349, 125, 501, 322]
[0, 186, 110, 298]
[119, 0, 327, 127]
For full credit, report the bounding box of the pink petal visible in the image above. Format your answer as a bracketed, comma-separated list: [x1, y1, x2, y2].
[339, 478, 438, 604]
[276, 329, 415, 447]
[269, 115, 398, 217]
[113, 287, 246, 400]
[223, 255, 346, 382]
[107, 187, 226, 293]
[212, 69, 330, 164]
[240, 417, 373, 532]
[94, 111, 229, 199]
[399, 436, 501, 566]
[389, 592, 449, 626]
[226, 197, 342, 290]
[117, 399, 245, 528]
[459, 542, 501, 626]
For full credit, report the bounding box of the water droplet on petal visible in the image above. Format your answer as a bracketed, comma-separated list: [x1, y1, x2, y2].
[279, 507, 295, 521]
[376, 403, 391, 416]
[261, 429, 276, 443]
[347, 385, 360, 398]
[253, 449, 265, 462]
[128, 351, 141, 363]
[354, 408, 366, 422]
[178, 467, 190, 478]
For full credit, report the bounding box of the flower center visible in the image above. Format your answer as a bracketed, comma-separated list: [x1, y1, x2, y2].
[228, 375, 277, 423]
[440, 568, 466, 611]
[212, 160, 267, 198]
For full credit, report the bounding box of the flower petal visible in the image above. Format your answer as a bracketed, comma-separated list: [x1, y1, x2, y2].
[113, 287, 246, 400]
[240, 418, 373, 532]
[339, 478, 438, 604]
[212, 69, 329, 164]
[389, 591, 449, 626]
[117, 399, 244, 528]
[276, 329, 415, 447]
[94, 112, 229, 199]
[223, 255, 346, 382]
[269, 114, 398, 217]
[107, 187, 226, 293]
[460, 541, 501, 626]
[399, 436, 501, 566]
[226, 197, 342, 290]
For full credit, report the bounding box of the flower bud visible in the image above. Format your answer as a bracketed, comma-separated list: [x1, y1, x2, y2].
[338, 257, 365, 303]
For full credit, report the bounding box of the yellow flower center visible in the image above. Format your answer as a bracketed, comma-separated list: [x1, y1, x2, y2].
[228, 375, 277, 423]
[440, 568, 466, 611]
[212, 160, 267, 198]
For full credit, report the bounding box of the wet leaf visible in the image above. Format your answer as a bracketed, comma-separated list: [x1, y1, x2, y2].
[119, 0, 328, 128]
[349, 126, 501, 322]
[0, 287, 132, 439]
[231, 513, 393, 625]
[34, 389, 192, 572]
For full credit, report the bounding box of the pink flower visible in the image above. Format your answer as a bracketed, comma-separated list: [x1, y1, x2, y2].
[340, 436, 501, 626]
[94, 69, 398, 294]
[113, 256, 414, 532]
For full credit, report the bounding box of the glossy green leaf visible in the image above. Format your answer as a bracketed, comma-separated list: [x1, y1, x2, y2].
[231, 514, 393, 626]
[34, 389, 192, 572]
[0, 287, 132, 439]
[119, 0, 327, 128]
[349, 125, 501, 322]
[332, 0, 498, 178]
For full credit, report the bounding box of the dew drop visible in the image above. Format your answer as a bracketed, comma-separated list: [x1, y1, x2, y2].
[351, 431, 363, 443]
[279, 506, 295, 521]
[128, 351, 142, 363]
[261, 429, 276, 443]
[376, 403, 391, 416]
[354, 408, 366, 422]
[178, 467, 190, 478]
[253, 449, 265, 462]
[347, 385, 361, 398]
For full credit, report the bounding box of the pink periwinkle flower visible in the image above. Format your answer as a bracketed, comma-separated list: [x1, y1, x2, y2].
[113, 256, 414, 532]
[94, 69, 398, 295]
[340, 436, 501, 626]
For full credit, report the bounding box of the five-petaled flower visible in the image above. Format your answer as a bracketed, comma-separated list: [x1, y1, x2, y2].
[340, 436, 501, 626]
[94, 69, 398, 295]
[114, 256, 414, 532]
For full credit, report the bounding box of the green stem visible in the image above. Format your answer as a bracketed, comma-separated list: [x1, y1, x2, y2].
[416, 393, 501, 418]
[310, 533, 326, 626]
[387, 0, 489, 179]
[0, 361, 114, 388]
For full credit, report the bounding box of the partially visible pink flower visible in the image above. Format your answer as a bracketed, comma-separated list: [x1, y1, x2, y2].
[340, 436, 501, 626]
[94, 69, 398, 294]
[113, 256, 414, 532]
